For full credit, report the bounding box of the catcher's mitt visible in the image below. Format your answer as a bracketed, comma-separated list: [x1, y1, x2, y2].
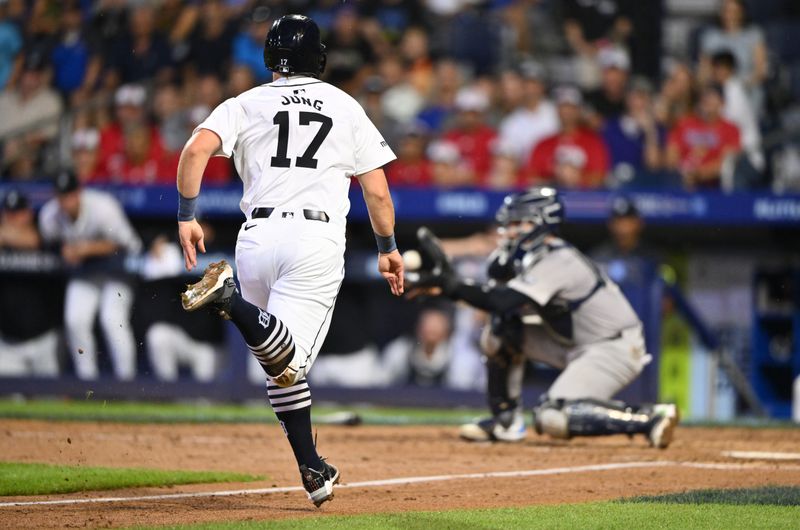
[405, 226, 457, 293]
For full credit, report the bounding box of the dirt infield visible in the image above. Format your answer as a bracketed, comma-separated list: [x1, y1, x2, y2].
[2, 419, 800, 528]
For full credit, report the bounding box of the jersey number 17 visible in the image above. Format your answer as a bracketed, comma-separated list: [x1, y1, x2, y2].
[270, 111, 333, 170]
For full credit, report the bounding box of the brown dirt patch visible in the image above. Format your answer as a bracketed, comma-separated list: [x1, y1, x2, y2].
[1, 419, 799, 528]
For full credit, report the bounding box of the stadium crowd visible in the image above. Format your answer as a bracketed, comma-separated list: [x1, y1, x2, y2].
[1, 0, 799, 191]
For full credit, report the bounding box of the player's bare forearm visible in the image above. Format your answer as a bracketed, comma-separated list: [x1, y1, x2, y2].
[358, 168, 404, 295]
[358, 168, 395, 237]
[176, 129, 221, 197]
[176, 129, 219, 270]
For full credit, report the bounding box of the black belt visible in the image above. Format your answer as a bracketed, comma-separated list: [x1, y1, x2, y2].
[251, 207, 329, 223]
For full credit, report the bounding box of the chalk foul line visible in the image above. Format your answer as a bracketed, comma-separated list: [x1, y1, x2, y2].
[1, 460, 799, 508]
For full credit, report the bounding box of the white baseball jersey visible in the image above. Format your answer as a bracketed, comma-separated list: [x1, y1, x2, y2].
[198, 75, 396, 388]
[39, 189, 142, 255]
[196, 75, 397, 229]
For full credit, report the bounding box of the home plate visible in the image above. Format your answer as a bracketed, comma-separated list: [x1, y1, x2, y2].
[723, 451, 800, 460]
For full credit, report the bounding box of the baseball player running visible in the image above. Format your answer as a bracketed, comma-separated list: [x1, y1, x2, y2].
[407, 186, 678, 448]
[175, 15, 403, 507]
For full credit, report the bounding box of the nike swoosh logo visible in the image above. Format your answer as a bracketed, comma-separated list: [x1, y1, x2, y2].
[244, 224, 256, 231]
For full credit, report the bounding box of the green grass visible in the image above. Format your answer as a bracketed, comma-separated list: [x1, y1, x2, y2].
[0, 462, 262, 496]
[0, 398, 483, 425]
[1, 398, 797, 429]
[137, 502, 800, 530]
[624, 485, 800, 506]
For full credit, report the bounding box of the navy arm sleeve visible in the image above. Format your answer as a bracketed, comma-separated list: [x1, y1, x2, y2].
[445, 280, 539, 314]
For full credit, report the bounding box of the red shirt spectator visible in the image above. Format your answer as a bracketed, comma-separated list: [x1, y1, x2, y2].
[103, 125, 171, 185]
[160, 152, 232, 186]
[667, 84, 741, 189]
[385, 123, 433, 187]
[524, 86, 609, 188]
[443, 86, 497, 185]
[443, 125, 496, 185]
[386, 160, 432, 187]
[526, 129, 609, 188]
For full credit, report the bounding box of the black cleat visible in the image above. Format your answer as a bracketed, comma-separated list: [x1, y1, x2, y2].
[300, 460, 340, 507]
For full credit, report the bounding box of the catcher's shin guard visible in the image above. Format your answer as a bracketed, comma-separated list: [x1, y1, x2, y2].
[534, 399, 652, 438]
[533, 398, 678, 446]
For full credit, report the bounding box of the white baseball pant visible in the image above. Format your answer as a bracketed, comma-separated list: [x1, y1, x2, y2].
[235, 211, 345, 387]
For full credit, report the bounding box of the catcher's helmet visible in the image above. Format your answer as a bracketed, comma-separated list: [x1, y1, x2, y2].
[495, 186, 564, 268]
[264, 15, 326, 77]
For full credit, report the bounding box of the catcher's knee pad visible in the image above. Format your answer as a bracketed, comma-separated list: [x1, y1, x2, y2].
[532, 401, 569, 439]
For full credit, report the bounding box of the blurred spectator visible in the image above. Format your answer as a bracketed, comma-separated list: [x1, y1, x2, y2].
[562, 0, 662, 84]
[435, 3, 500, 77]
[227, 64, 257, 98]
[71, 128, 101, 183]
[323, 6, 376, 91]
[0, 52, 62, 181]
[360, 75, 402, 149]
[666, 84, 741, 190]
[382, 306, 455, 387]
[497, 68, 524, 115]
[525, 86, 609, 188]
[0, 189, 59, 378]
[38, 172, 142, 380]
[0, 189, 40, 250]
[400, 26, 435, 96]
[699, 0, 767, 114]
[380, 53, 425, 124]
[142, 234, 220, 382]
[159, 104, 232, 185]
[385, 121, 432, 187]
[192, 74, 225, 110]
[416, 59, 463, 132]
[51, 1, 101, 98]
[108, 3, 173, 85]
[591, 196, 658, 262]
[105, 123, 170, 185]
[0, 2, 22, 90]
[586, 47, 630, 127]
[428, 139, 469, 187]
[96, 84, 164, 180]
[359, 0, 424, 39]
[601, 78, 665, 187]
[185, 0, 236, 78]
[497, 60, 559, 164]
[153, 83, 189, 154]
[654, 61, 696, 128]
[710, 50, 764, 174]
[232, 7, 272, 84]
[443, 86, 498, 185]
[487, 142, 522, 190]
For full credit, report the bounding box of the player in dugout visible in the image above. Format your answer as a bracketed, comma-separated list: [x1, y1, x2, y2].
[405, 186, 679, 448]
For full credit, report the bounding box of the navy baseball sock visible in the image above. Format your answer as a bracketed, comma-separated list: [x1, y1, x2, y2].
[268, 379, 323, 470]
[227, 294, 296, 377]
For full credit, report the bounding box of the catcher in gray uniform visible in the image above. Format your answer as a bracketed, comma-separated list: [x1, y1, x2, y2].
[407, 186, 678, 448]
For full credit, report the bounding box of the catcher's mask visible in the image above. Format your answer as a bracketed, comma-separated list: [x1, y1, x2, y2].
[495, 186, 564, 268]
[264, 15, 327, 77]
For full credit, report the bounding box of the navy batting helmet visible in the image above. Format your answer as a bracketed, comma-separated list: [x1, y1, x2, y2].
[264, 15, 327, 77]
